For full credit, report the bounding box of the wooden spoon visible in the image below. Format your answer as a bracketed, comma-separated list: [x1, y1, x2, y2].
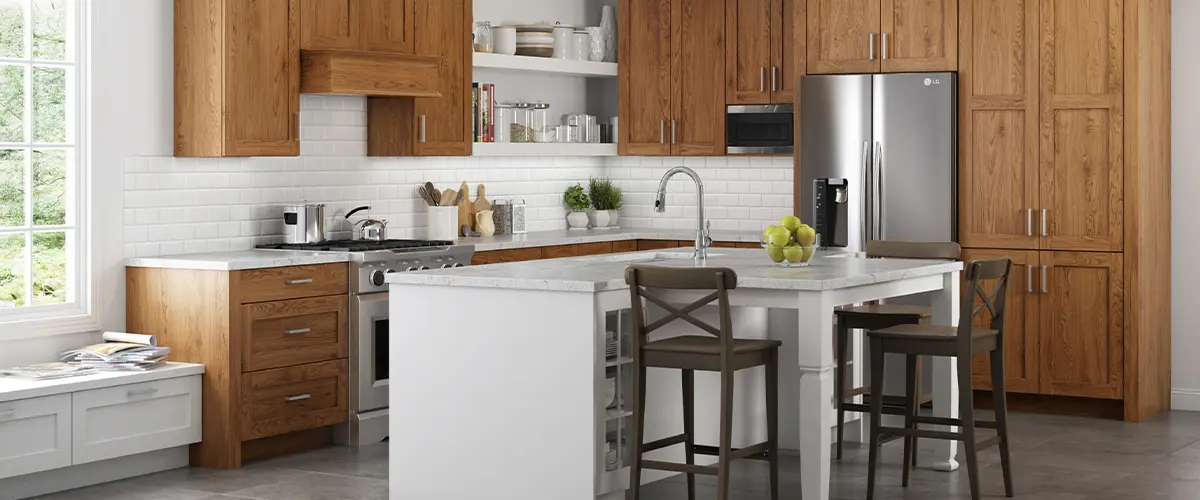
[442, 189, 458, 207]
[417, 186, 437, 206]
[425, 182, 440, 206]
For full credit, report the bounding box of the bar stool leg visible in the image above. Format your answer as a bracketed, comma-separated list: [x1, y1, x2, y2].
[716, 368, 735, 500]
[902, 354, 917, 487]
[990, 348, 1014, 497]
[866, 338, 886, 500]
[627, 362, 648, 500]
[912, 355, 921, 468]
[835, 321, 849, 460]
[959, 354, 981, 500]
[766, 349, 780, 500]
[681, 369, 696, 500]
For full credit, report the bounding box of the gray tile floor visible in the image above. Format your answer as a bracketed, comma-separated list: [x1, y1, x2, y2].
[31, 410, 1200, 499]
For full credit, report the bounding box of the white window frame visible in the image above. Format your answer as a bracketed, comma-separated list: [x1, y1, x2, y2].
[0, 0, 95, 339]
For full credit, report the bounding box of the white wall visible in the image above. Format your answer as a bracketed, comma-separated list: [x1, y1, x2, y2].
[1171, 0, 1200, 409]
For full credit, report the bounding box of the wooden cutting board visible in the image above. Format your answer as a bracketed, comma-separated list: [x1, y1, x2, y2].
[475, 184, 491, 213]
[457, 181, 475, 233]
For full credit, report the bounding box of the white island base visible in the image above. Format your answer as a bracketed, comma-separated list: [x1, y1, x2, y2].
[388, 250, 963, 500]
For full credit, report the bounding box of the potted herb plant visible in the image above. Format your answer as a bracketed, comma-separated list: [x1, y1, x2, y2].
[563, 183, 590, 229]
[588, 178, 623, 228]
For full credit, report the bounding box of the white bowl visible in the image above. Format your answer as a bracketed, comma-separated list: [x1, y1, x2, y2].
[603, 378, 617, 408]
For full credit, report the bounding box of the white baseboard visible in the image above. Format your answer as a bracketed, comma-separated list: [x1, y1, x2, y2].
[1172, 389, 1200, 411]
[0, 446, 189, 500]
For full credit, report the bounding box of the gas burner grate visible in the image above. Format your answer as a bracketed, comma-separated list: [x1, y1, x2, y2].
[257, 239, 455, 252]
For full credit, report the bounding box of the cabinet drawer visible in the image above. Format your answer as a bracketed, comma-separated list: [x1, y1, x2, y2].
[0, 394, 71, 479]
[637, 240, 679, 251]
[241, 360, 348, 440]
[578, 242, 614, 255]
[72, 376, 202, 465]
[242, 295, 349, 372]
[612, 240, 638, 253]
[236, 264, 348, 304]
[542, 245, 580, 259]
[471, 247, 542, 265]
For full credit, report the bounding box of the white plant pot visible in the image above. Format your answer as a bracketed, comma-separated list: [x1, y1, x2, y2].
[567, 211, 589, 229]
[589, 210, 610, 228]
[608, 211, 619, 227]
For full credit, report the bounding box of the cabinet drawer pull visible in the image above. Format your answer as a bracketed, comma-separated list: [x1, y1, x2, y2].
[286, 278, 314, 285]
[284, 394, 312, 402]
[285, 328, 311, 335]
[127, 388, 159, 398]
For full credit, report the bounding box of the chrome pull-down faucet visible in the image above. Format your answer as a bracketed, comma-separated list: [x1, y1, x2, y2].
[654, 167, 711, 260]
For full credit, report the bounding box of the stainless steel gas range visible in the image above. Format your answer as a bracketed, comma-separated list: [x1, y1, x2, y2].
[257, 239, 475, 445]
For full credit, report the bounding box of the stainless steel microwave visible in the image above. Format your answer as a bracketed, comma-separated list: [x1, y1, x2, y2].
[726, 104, 794, 155]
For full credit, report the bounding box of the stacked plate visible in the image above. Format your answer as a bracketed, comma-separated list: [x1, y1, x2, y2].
[506, 24, 555, 57]
[605, 330, 619, 358]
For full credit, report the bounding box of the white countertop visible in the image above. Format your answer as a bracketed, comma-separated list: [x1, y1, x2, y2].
[0, 362, 205, 403]
[125, 250, 350, 271]
[461, 229, 761, 252]
[387, 248, 962, 293]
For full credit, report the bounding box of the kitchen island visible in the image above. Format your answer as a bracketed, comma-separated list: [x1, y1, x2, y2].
[387, 249, 963, 500]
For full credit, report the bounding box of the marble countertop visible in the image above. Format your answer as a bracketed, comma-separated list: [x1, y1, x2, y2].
[387, 248, 962, 293]
[125, 250, 350, 271]
[462, 229, 762, 252]
[0, 362, 205, 403]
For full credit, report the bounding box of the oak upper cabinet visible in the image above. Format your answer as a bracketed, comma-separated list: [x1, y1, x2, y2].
[879, 0, 957, 72]
[300, 0, 415, 54]
[806, 0, 879, 74]
[968, 249, 1040, 394]
[1038, 251, 1124, 400]
[620, 0, 725, 156]
[1038, 0, 1124, 253]
[725, 0, 804, 104]
[619, 0, 674, 156]
[807, 0, 956, 75]
[957, 0, 1039, 250]
[175, 0, 300, 157]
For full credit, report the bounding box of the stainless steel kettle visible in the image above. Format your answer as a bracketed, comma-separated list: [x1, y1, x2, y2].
[346, 206, 388, 241]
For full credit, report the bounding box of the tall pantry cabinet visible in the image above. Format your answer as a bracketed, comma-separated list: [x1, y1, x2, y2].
[959, 0, 1170, 421]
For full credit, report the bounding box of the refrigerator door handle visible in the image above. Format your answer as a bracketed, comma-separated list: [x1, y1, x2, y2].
[873, 141, 883, 240]
[861, 141, 871, 245]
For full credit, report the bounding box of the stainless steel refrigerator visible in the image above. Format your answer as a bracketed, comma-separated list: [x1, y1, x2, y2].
[800, 73, 957, 252]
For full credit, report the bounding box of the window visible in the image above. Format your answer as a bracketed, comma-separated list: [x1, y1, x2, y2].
[0, 0, 88, 328]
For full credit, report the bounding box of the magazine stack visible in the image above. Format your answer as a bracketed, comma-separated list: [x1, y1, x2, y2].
[60, 332, 170, 372]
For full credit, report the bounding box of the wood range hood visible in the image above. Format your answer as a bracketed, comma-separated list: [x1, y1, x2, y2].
[300, 50, 443, 97]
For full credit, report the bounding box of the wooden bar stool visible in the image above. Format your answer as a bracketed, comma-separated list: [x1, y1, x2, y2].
[834, 241, 961, 460]
[866, 257, 1015, 500]
[624, 265, 781, 500]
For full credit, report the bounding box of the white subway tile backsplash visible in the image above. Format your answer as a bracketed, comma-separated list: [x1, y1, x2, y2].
[122, 95, 793, 257]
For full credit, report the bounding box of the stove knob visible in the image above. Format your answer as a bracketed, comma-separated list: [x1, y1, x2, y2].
[369, 269, 394, 287]
[418, 266, 430, 271]
[441, 264, 453, 269]
[452, 263, 464, 268]
[405, 266, 419, 272]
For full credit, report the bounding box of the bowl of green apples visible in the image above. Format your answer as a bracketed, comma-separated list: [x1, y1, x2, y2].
[761, 216, 818, 267]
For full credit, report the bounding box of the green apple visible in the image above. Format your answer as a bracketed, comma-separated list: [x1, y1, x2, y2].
[793, 224, 817, 247]
[783, 243, 806, 263]
[780, 215, 802, 233]
[801, 246, 815, 262]
[766, 244, 786, 263]
[765, 227, 791, 247]
[762, 225, 779, 241]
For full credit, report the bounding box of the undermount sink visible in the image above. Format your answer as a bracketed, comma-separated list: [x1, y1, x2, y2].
[603, 251, 726, 263]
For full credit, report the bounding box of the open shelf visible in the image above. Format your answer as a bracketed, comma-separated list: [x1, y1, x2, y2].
[473, 142, 618, 157]
[605, 408, 633, 421]
[474, 52, 618, 78]
[605, 356, 633, 367]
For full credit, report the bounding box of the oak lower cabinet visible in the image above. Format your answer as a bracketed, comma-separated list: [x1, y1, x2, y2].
[127, 263, 351, 469]
[806, 0, 955, 75]
[175, 0, 300, 157]
[469, 240, 759, 265]
[958, 0, 1169, 421]
[725, 0, 804, 104]
[968, 250, 1125, 400]
[619, 0, 726, 156]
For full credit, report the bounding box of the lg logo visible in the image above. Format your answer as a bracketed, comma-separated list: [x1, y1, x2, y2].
[923, 78, 942, 86]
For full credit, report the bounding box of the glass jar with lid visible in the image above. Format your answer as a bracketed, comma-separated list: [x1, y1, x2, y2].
[493, 102, 517, 143]
[473, 21, 493, 53]
[531, 102, 554, 143]
[508, 102, 534, 143]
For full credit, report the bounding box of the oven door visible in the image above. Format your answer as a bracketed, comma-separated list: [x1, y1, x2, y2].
[726, 105, 795, 154]
[352, 292, 390, 413]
